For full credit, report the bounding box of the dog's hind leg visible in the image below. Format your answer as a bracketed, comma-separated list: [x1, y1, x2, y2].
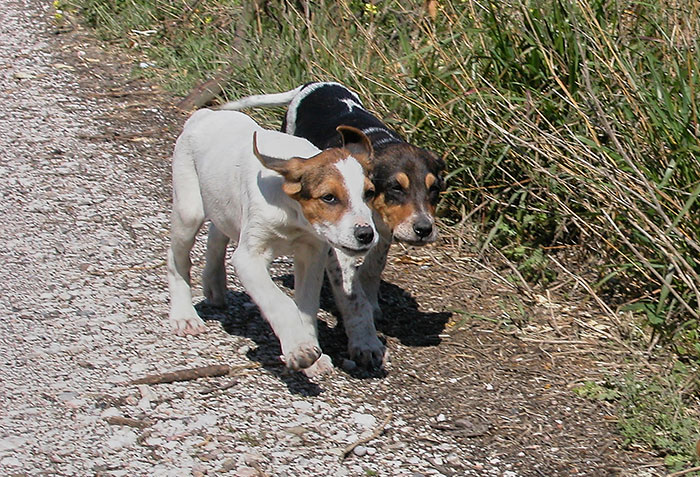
[202, 223, 230, 307]
[167, 149, 208, 336]
[167, 211, 206, 335]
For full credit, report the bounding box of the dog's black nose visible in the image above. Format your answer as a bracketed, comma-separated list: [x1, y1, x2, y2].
[413, 219, 433, 238]
[354, 225, 375, 245]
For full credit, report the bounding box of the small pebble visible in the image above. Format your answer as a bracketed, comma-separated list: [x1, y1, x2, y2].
[353, 445, 367, 457]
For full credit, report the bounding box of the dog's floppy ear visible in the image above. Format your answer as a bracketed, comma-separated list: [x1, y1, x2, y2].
[252, 132, 304, 196]
[433, 153, 446, 173]
[337, 125, 373, 170]
[425, 148, 446, 173]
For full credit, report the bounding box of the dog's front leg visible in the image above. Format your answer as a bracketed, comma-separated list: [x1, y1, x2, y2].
[327, 249, 386, 369]
[358, 234, 391, 320]
[293, 242, 333, 377]
[232, 244, 322, 372]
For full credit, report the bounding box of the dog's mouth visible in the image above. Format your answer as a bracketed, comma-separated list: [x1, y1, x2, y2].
[393, 235, 436, 246]
[338, 244, 372, 256]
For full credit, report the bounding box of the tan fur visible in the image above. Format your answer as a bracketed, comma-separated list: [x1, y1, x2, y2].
[396, 172, 410, 190]
[364, 177, 374, 196]
[372, 195, 417, 231]
[297, 174, 347, 225]
[425, 173, 436, 191]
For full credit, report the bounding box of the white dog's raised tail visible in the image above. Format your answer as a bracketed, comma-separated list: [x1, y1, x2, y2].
[218, 85, 304, 111]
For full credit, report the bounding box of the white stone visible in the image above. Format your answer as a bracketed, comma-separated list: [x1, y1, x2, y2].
[100, 407, 122, 418]
[350, 412, 376, 429]
[0, 436, 27, 452]
[292, 400, 313, 414]
[106, 430, 137, 450]
[190, 413, 218, 429]
[352, 445, 367, 457]
[0, 456, 21, 467]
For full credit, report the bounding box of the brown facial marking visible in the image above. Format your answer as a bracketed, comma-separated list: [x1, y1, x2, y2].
[371, 195, 417, 231]
[425, 173, 436, 191]
[364, 177, 374, 198]
[298, 178, 347, 225]
[282, 148, 355, 226]
[396, 172, 410, 190]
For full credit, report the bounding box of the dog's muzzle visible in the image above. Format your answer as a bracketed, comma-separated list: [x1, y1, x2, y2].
[354, 224, 375, 246]
[412, 217, 433, 239]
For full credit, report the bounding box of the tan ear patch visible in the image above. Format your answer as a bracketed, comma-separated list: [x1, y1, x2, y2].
[396, 172, 410, 190]
[282, 182, 302, 196]
[425, 173, 437, 190]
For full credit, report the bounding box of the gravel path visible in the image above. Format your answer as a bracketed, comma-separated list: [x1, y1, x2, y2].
[0, 2, 454, 476]
[0, 1, 663, 476]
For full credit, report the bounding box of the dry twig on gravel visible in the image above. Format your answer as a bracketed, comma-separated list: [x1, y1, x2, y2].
[129, 364, 232, 385]
[340, 413, 392, 461]
[199, 379, 238, 395]
[103, 416, 152, 429]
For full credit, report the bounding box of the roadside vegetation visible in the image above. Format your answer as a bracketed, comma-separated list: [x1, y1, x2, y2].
[58, 0, 699, 470]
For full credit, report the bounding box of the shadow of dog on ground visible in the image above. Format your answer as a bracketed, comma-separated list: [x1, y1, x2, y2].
[195, 272, 451, 390]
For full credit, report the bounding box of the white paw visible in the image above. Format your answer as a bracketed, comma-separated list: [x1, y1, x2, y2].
[302, 353, 334, 378]
[348, 334, 386, 370]
[281, 343, 322, 371]
[169, 314, 207, 336]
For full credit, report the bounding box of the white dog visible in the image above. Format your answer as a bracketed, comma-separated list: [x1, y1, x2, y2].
[167, 109, 378, 376]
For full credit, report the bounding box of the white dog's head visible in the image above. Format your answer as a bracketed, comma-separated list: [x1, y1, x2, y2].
[253, 126, 378, 254]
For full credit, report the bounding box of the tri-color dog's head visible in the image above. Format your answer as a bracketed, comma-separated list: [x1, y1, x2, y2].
[253, 126, 378, 255]
[370, 143, 445, 245]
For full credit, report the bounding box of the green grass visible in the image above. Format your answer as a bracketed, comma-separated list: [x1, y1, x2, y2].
[575, 362, 700, 471]
[60, 0, 700, 466]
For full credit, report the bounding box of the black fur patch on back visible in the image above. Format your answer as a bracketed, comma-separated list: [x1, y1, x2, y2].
[289, 83, 402, 150]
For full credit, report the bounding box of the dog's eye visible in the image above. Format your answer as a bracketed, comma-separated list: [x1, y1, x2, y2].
[364, 189, 376, 201]
[390, 183, 403, 193]
[321, 194, 338, 204]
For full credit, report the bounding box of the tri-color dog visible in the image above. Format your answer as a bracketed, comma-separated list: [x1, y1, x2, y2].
[167, 109, 377, 376]
[221, 82, 445, 370]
